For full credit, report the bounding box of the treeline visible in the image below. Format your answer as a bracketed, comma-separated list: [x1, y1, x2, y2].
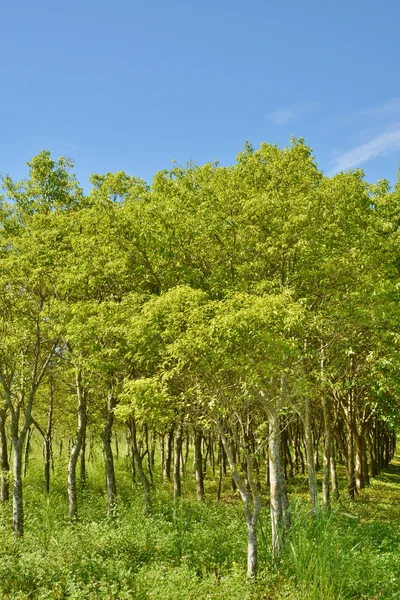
[0, 141, 399, 576]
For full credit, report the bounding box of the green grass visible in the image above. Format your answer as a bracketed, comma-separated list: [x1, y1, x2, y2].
[0, 438, 399, 599]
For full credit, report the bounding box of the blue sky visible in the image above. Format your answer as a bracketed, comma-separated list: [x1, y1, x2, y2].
[1, 0, 399, 189]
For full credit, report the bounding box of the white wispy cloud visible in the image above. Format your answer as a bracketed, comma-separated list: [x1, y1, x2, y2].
[323, 98, 400, 131]
[268, 109, 295, 125]
[354, 98, 400, 121]
[266, 101, 322, 126]
[327, 98, 400, 175]
[331, 124, 400, 173]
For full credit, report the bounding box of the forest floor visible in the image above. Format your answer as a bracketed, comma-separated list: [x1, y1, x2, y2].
[0, 444, 399, 599]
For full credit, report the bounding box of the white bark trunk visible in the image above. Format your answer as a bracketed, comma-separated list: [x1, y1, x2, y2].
[102, 392, 117, 516]
[269, 410, 284, 557]
[304, 395, 318, 511]
[216, 420, 260, 578]
[12, 438, 24, 537]
[68, 370, 87, 518]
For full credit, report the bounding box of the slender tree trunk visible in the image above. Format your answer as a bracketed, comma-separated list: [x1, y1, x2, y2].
[115, 433, 119, 461]
[68, 370, 87, 519]
[246, 508, 259, 579]
[265, 448, 270, 486]
[294, 420, 305, 475]
[321, 393, 332, 509]
[269, 410, 285, 557]
[150, 432, 156, 477]
[217, 420, 261, 578]
[360, 431, 369, 486]
[102, 392, 117, 516]
[128, 417, 151, 511]
[194, 427, 205, 501]
[330, 438, 339, 499]
[354, 426, 365, 491]
[367, 429, 377, 477]
[384, 429, 390, 466]
[304, 396, 318, 511]
[12, 437, 24, 537]
[313, 430, 321, 472]
[283, 427, 293, 479]
[229, 438, 237, 492]
[144, 424, 153, 483]
[160, 435, 165, 479]
[23, 426, 33, 478]
[43, 383, 54, 495]
[210, 433, 215, 476]
[129, 432, 136, 484]
[375, 420, 381, 472]
[174, 423, 183, 502]
[217, 439, 223, 501]
[164, 427, 173, 482]
[347, 425, 356, 498]
[183, 429, 190, 476]
[88, 432, 94, 462]
[344, 394, 356, 498]
[0, 409, 10, 502]
[43, 438, 52, 495]
[80, 428, 87, 487]
[9, 393, 37, 536]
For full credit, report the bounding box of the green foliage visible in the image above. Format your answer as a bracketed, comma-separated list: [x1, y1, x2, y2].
[1, 440, 400, 599]
[1, 143, 400, 596]
[282, 503, 355, 599]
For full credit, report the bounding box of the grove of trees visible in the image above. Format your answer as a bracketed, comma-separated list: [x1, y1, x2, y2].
[0, 140, 399, 578]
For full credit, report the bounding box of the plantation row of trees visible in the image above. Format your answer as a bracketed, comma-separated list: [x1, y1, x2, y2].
[0, 141, 399, 576]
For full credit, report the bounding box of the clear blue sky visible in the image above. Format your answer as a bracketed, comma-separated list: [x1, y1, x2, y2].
[1, 0, 399, 189]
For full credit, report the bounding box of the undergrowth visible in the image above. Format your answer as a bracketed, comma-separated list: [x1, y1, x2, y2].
[0, 442, 399, 599]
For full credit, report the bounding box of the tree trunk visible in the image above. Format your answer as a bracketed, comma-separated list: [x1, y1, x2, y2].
[354, 425, 365, 491]
[330, 438, 339, 499]
[164, 427, 173, 482]
[128, 417, 151, 511]
[347, 424, 356, 498]
[194, 427, 205, 501]
[115, 433, 119, 461]
[217, 439, 223, 501]
[126, 430, 136, 483]
[183, 429, 190, 476]
[269, 410, 285, 557]
[294, 420, 305, 475]
[12, 437, 24, 537]
[282, 427, 293, 479]
[360, 431, 369, 486]
[0, 409, 10, 502]
[174, 423, 183, 501]
[247, 515, 258, 579]
[43, 383, 54, 495]
[8, 391, 37, 536]
[209, 433, 215, 476]
[43, 437, 51, 495]
[217, 420, 261, 578]
[80, 428, 87, 487]
[304, 396, 318, 511]
[321, 393, 332, 509]
[68, 370, 87, 519]
[102, 392, 117, 516]
[160, 434, 165, 479]
[313, 430, 321, 471]
[144, 424, 153, 483]
[367, 429, 376, 477]
[23, 426, 33, 478]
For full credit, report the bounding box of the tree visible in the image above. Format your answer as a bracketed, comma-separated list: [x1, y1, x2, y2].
[0, 151, 80, 535]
